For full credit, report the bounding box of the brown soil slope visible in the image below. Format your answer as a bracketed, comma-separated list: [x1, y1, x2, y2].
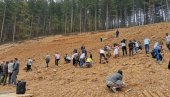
[0, 23, 170, 97]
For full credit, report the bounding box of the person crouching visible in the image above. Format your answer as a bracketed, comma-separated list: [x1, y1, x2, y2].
[64, 54, 71, 63]
[106, 70, 125, 93]
[26, 58, 33, 72]
[84, 57, 93, 68]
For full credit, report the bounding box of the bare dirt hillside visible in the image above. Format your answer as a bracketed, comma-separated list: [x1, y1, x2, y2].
[0, 23, 170, 97]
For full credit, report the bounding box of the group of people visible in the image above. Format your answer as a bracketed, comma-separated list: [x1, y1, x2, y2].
[0, 30, 169, 94]
[44, 52, 61, 68]
[44, 45, 93, 68]
[99, 38, 142, 64]
[0, 58, 19, 86]
[71, 46, 93, 68]
[106, 32, 170, 93]
[99, 32, 170, 65]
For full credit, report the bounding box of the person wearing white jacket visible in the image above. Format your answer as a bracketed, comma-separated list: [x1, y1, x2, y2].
[8, 60, 14, 84]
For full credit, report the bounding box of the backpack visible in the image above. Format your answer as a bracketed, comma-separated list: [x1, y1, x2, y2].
[16, 80, 26, 94]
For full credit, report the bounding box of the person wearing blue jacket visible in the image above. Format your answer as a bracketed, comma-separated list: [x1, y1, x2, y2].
[106, 70, 125, 93]
[11, 58, 19, 85]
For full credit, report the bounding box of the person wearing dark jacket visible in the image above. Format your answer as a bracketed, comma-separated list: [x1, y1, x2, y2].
[128, 40, 135, 56]
[72, 52, 79, 67]
[121, 41, 127, 56]
[11, 58, 19, 85]
[115, 30, 120, 38]
[0, 62, 3, 81]
[0, 61, 9, 86]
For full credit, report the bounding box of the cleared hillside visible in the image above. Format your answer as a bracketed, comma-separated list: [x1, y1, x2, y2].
[0, 23, 170, 97]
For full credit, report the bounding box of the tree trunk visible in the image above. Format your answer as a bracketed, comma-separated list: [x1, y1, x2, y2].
[80, 8, 82, 33]
[13, 15, 17, 42]
[36, 16, 40, 37]
[0, 4, 6, 42]
[48, 16, 51, 34]
[43, 16, 46, 35]
[161, 0, 164, 22]
[152, 5, 155, 24]
[133, 0, 135, 25]
[166, 0, 169, 21]
[95, 5, 97, 31]
[64, 14, 67, 34]
[124, 7, 127, 27]
[70, 1, 73, 33]
[143, 2, 146, 25]
[29, 15, 33, 39]
[83, 9, 86, 32]
[106, 3, 109, 30]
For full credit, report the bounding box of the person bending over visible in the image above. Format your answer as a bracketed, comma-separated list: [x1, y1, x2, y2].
[64, 54, 71, 64]
[106, 70, 125, 93]
[99, 49, 108, 64]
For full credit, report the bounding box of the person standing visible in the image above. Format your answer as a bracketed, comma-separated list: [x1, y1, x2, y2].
[134, 40, 139, 53]
[79, 53, 85, 68]
[8, 60, 14, 84]
[113, 44, 119, 58]
[45, 53, 50, 68]
[81, 44, 87, 55]
[81, 47, 87, 57]
[166, 33, 170, 51]
[115, 30, 120, 38]
[0, 61, 8, 86]
[128, 40, 134, 56]
[121, 41, 127, 56]
[0, 62, 3, 82]
[11, 58, 19, 85]
[144, 38, 150, 54]
[55, 52, 60, 66]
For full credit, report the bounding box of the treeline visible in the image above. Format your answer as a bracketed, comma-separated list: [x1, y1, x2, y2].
[0, 0, 169, 43]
